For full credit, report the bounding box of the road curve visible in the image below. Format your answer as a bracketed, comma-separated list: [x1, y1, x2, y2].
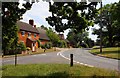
[2, 50, 70, 65]
[2, 48, 119, 71]
[60, 48, 119, 71]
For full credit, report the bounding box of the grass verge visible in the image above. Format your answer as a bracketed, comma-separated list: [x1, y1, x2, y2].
[2, 48, 60, 58]
[2, 64, 120, 77]
[90, 47, 120, 60]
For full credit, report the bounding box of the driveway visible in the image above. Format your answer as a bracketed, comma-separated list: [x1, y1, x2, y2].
[2, 48, 119, 71]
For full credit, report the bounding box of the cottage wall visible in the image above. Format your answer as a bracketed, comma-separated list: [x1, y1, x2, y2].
[18, 31, 39, 50]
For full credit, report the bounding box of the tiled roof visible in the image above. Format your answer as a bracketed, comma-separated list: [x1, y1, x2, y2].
[37, 27, 50, 41]
[17, 21, 39, 34]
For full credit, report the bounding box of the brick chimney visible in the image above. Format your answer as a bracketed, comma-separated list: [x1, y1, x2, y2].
[59, 34, 65, 40]
[34, 25, 36, 28]
[29, 19, 34, 26]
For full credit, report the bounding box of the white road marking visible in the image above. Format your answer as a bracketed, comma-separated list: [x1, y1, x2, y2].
[77, 62, 80, 63]
[41, 54, 46, 55]
[33, 54, 46, 56]
[59, 52, 94, 67]
[57, 52, 60, 56]
[33, 55, 37, 56]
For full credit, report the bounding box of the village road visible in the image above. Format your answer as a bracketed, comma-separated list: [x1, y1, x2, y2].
[2, 48, 119, 71]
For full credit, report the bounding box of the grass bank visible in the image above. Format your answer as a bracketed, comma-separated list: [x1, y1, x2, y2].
[2, 48, 60, 58]
[2, 64, 119, 77]
[90, 47, 120, 60]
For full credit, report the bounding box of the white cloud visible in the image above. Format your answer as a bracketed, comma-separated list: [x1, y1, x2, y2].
[21, 2, 51, 27]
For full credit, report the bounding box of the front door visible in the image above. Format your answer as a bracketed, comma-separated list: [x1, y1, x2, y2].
[32, 43, 35, 52]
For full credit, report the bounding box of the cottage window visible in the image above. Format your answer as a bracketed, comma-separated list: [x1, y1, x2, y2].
[21, 31, 25, 36]
[28, 32, 31, 37]
[34, 34, 37, 38]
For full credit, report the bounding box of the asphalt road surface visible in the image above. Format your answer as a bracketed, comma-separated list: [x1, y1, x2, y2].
[2, 48, 119, 71]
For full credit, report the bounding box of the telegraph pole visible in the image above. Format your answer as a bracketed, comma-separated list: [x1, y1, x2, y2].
[100, 2, 103, 53]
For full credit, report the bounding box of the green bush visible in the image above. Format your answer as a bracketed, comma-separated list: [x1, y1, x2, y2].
[58, 40, 67, 48]
[37, 40, 41, 48]
[17, 42, 27, 51]
[45, 42, 52, 49]
[41, 42, 52, 50]
[41, 44, 46, 49]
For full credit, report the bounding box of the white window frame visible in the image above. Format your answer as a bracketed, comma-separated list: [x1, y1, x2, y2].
[28, 32, 31, 38]
[21, 31, 25, 36]
[34, 33, 37, 38]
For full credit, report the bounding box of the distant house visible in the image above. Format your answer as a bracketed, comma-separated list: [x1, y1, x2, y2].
[37, 27, 50, 45]
[58, 34, 72, 48]
[17, 19, 39, 52]
[58, 34, 65, 40]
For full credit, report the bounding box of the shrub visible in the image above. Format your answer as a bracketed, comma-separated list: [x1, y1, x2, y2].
[17, 42, 27, 51]
[37, 40, 41, 48]
[58, 40, 67, 48]
[45, 42, 52, 49]
[41, 44, 46, 49]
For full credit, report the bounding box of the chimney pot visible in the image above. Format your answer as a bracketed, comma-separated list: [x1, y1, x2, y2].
[34, 25, 36, 28]
[29, 19, 34, 26]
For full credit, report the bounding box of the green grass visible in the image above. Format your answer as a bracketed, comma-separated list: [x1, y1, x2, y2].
[2, 64, 119, 77]
[90, 47, 120, 60]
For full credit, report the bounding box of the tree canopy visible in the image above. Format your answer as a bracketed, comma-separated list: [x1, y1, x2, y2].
[46, 2, 98, 33]
[67, 29, 94, 48]
[93, 2, 120, 47]
[46, 27, 60, 47]
[2, 2, 33, 54]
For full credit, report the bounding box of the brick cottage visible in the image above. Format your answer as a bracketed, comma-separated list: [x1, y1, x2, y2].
[17, 20, 39, 52]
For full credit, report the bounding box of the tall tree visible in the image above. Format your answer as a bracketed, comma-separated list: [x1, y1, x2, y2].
[93, 3, 120, 47]
[2, 2, 33, 54]
[111, 1, 120, 46]
[67, 29, 93, 48]
[46, 2, 98, 33]
[46, 28, 60, 47]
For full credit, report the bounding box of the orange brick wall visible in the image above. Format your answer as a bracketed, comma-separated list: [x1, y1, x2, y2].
[41, 40, 49, 45]
[18, 31, 39, 49]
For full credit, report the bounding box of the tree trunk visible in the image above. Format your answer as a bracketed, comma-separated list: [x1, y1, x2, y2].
[108, 24, 113, 47]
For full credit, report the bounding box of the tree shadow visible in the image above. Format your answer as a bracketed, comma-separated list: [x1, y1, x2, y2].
[23, 72, 70, 78]
[48, 71, 70, 78]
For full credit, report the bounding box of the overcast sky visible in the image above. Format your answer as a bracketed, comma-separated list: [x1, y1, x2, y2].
[20, 0, 119, 41]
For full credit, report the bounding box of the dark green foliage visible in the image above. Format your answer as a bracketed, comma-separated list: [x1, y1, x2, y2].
[67, 29, 94, 48]
[17, 42, 27, 51]
[41, 44, 46, 49]
[80, 42, 89, 48]
[2, 2, 33, 54]
[58, 40, 67, 48]
[41, 42, 52, 50]
[45, 42, 52, 49]
[41, 25, 48, 30]
[37, 40, 41, 48]
[93, 2, 120, 47]
[46, 27, 60, 47]
[46, 2, 98, 33]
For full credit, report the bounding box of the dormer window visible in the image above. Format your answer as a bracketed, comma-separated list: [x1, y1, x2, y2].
[34, 34, 37, 38]
[28, 32, 31, 37]
[21, 31, 25, 36]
